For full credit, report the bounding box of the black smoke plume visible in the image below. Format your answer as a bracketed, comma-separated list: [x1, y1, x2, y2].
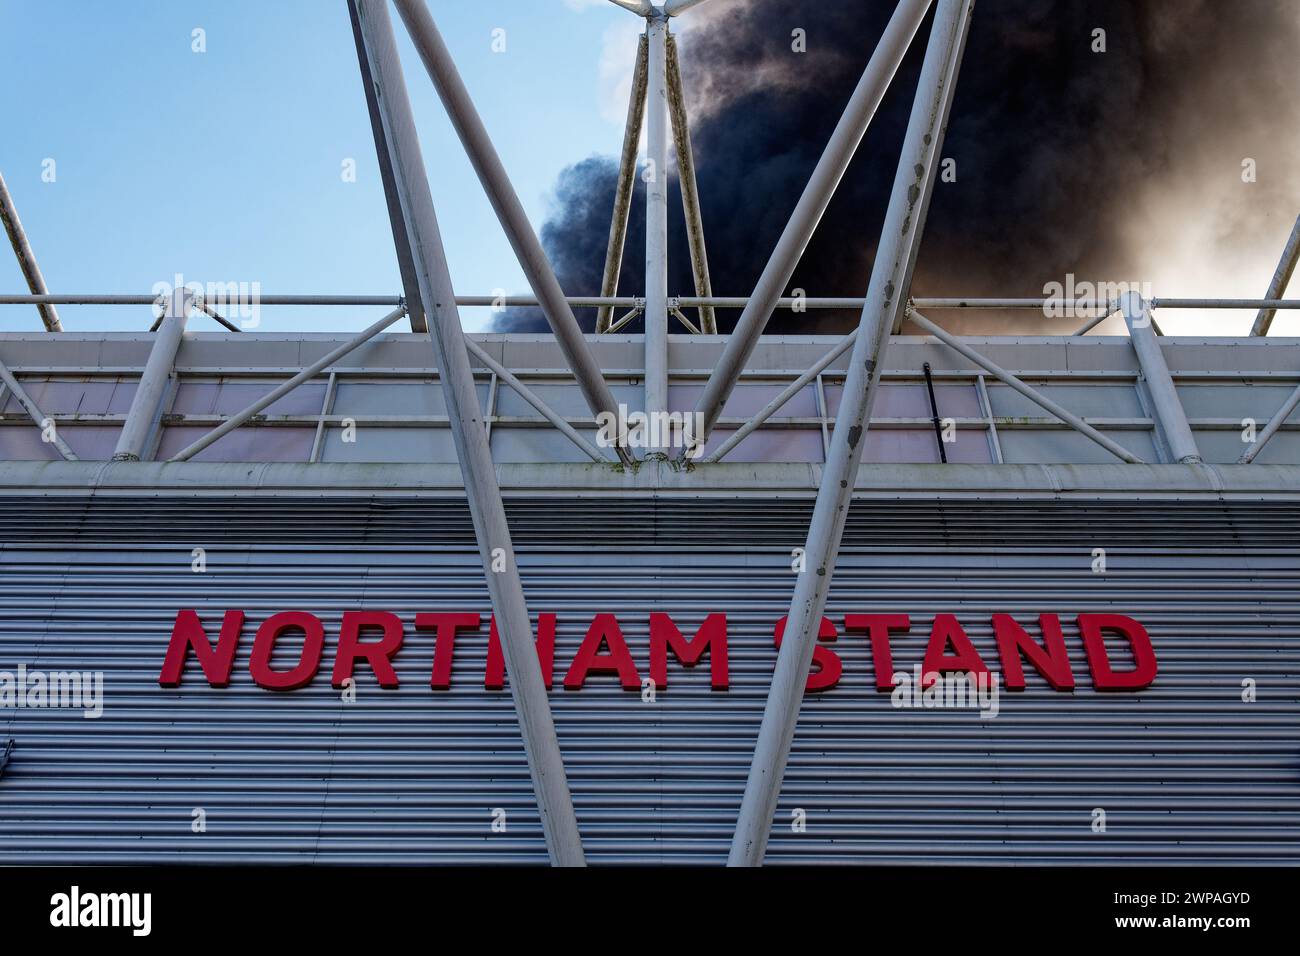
[495, 0, 1300, 335]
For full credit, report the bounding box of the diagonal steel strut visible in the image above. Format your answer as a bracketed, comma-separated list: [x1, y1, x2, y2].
[393, 0, 633, 467]
[347, 0, 427, 332]
[0, 171, 63, 332]
[597, 34, 649, 334]
[356, 0, 586, 867]
[728, 0, 976, 867]
[666, 31, 716, 335]
[687, 0, 936, 454]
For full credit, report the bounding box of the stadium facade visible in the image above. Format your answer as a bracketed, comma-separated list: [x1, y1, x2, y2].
[0, 329, 1298, 864]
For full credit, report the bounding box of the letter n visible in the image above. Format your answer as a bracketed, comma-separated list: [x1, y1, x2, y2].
[159, 609, 244, 687]
[993, 613, 1075, 691]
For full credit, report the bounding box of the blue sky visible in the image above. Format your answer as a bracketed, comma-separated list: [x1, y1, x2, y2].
[0, 0, 644, 333]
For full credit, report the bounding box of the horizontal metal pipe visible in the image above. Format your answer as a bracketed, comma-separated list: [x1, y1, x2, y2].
[705, 330, 857, 462]
[463, 338, 611, 463]
[0, 295, 404, 306]
[4, 294, 1299, 311]
[909, 309, 1145, 464]
[167, 306, 407, 462]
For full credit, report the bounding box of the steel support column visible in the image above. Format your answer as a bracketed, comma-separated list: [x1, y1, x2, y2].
[666, 32, 716, 335]
[596, 34, 649, 334]
[347, 0, 427, 332]
[1249, 214, 1300, 337]
[113, 289, 191, 461]
[644, 15, 671, 452]
[728, 0, 974, 868]
[0, 171, 63, 332]
[356, 0, 585, 866]
[689, 0, 934, 452]
[392, 0, 632, 467]
[1120, 292, 1200, 464]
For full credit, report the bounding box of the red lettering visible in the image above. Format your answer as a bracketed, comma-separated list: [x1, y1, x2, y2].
[993, 613, 1075, 691]
[773, 615, 841, 692]
[564, 613, 641, 690]
[249, 611, 324, 691]
[844, 614, 910, 691]
[332, 610, 404, 689]
[416, 612, 481, 690]
[922, 614, 990, 686]
[158, 609, 244, 687]
[1078, 613, 1158, 690]
[485, 614, 557, 690]
[649, 613, 728, 690]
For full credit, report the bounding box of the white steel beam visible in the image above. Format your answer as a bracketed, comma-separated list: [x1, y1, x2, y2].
[688, 0, 935, 452]
[1250, 214, 1300, 337]
[1119, 292, 1200, 463]
[0, 171, 63, 332]
[728, 0, 975, 868]
[113, 289, 191, 461]
[356, 0, 586, 867]
[597, 34, 649, 334]
[644, 15, 671, 452]
[909, 309, 1146, 463]
[347, 0, 427, 332]
[392, 0, 634, 467]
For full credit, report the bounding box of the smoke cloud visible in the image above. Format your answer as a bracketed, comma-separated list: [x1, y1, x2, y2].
[496, 0, 1300, 336]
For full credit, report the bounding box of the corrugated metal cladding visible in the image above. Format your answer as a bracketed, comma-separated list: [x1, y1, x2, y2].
[1, 495, 1298, 865]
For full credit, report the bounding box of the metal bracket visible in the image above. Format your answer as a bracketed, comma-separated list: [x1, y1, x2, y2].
[0, 738, 13, 779]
